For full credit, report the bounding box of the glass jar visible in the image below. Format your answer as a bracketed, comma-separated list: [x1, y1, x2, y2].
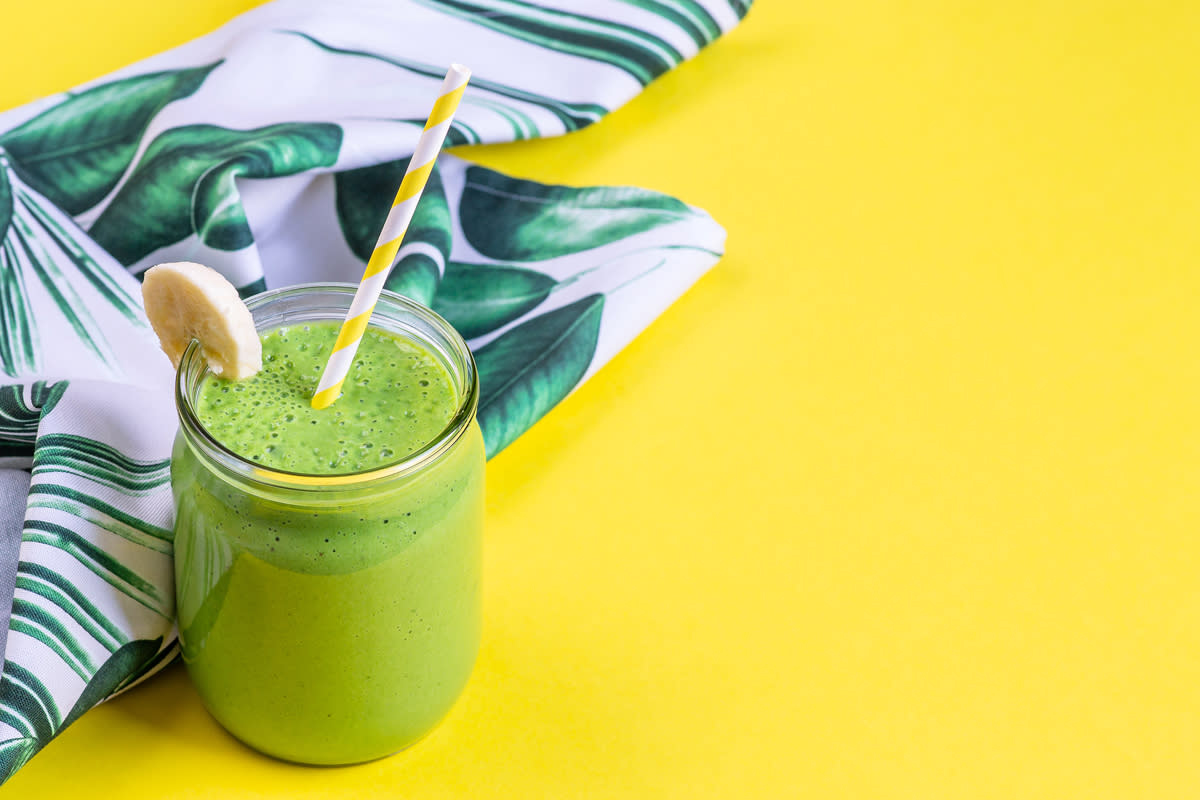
[171, 284, 484, 765]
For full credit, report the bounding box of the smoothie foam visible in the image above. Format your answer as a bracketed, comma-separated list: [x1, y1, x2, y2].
[195, 321, 456, 473]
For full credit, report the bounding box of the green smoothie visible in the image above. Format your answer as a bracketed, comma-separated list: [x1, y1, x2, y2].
[173, 309, 484, 765]
[195, 323, 456, 474]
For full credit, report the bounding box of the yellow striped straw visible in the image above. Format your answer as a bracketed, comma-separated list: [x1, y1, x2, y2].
[311, 63, 471, 410]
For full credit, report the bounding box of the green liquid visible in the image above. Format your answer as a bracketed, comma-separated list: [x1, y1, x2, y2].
[173, 321, 483, 765]
[195, 322, 455, 473]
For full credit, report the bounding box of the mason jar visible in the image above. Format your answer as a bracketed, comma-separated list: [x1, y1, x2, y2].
[171, 284, 484, 765]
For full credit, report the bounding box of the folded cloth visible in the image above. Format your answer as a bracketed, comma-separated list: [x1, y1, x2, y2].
[0, 0, 748, 780]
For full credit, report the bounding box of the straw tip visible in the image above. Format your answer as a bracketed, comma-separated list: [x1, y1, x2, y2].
[448, 63, 472, 81]
[311, 385, 339, 410]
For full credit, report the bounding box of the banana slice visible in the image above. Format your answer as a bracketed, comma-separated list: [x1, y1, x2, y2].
[141, 262, 262, 380]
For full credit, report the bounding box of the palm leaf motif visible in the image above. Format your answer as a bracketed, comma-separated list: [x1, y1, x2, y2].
[0, 738, 38, 784]
[7, 209, 115, 368]
[433, 243, 717, 343]
[439, 160, 723, 457]
[412, 0, 683, 84]
[0, 381, 66, 459]
[0, 385, 174, 784]
[0, 185, 41, 378]
[0, 382, 174, 781]
[59, 638, 163, 729]
[0, 662, 59, 745]
[20, 196, 142, 324]
[0, 62, 222, 379]
[728, 0, 753, 20]
[16, 562, 128, 653]
[23, 431, 173, 620]
[0, 154, 149, 378]
[27, 483, 173, 555]
[0, 384, 39, 452]
[0, 252, 36, 380]
[20, 520, 168, 619]
[32, 433, 171, 496]
[237, 277, 268, 300]
[7, 597, 98, 680]
[0, 62, 220, 215]
[335, 158, 452, 306]
[88, 122, 342, 266]
[616, 1, 722, 47]
[463, 95, 538, 141]
[434, 262, 558, 340]
[459, 166, 698, 262]
[283, 30, 607, 135]
[0, 638, 163, 782]
[0, 158, 11, 252]
[475, 294, 604, 456]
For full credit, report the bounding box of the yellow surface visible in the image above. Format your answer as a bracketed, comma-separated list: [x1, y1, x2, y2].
[5, 2, 1200, 797]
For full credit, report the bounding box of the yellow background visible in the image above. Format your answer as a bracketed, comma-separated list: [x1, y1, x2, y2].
[5, 1, 1200, 797]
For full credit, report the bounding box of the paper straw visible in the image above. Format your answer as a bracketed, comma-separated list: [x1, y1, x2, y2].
[311, 63, 471, 410]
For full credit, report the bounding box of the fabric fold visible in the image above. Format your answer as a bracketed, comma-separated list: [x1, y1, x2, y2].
[0, 0, 750, 781]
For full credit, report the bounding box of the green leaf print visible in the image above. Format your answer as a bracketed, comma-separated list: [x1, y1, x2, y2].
[335, 159, 401, 260]
[0, 382, 67, 458]
[284, 31, 607, 134]
[237, 277, 268, 299]
[460, 166, 696, 262]
[335, 158, 450, 305]
[443, 119, 479, 147]
[89, 122, 343, 265]
[8, 598, 97, 680]
[60, 638, 162, 731]
[0, 241, 37, 380]
[0, 163, 35, 379]
[0, 620, 163, 784]
[111, 639, 177, 696]
[0, 159, 11, 241]
[383, 260, 439, 306]
[27, 483, 173, 554]
[0, 661, 60, 745]
[464, 95, 537, 141]
[16, 562, 128, 652]
[0, 639, 162, 781]
[32, 433, 171, 495]
[0, 150, 145, 376]
[20, 193, 143, 325]
[616, 0, 722, 47]
[413, 0, 682, 84]
[0, 737, 39, 784]
[0, 63, 221, 215]
[8, 206, 116, 368]
[476, 293, 604, 456]
[29, 380, 69, 418]
[0, 385, 40, 446]
[729, 0, 753, 20]
[433, 261, 557, 339]
[23, 520, 168, 618]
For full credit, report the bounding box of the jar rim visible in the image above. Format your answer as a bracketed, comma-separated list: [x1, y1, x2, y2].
[175, 282, 479, 493]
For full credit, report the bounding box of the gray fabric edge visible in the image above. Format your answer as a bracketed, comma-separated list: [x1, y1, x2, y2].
[0, 469, 29, 672]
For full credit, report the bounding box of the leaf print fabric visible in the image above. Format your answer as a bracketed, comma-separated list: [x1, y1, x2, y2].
[0, 64, 221, 216]
[433, 261, 557, 339]
[90, 122, 344, 265]
[475, 293, 606, 456]
[459, 167, 701, 262]
[0, 0, 749, 781]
